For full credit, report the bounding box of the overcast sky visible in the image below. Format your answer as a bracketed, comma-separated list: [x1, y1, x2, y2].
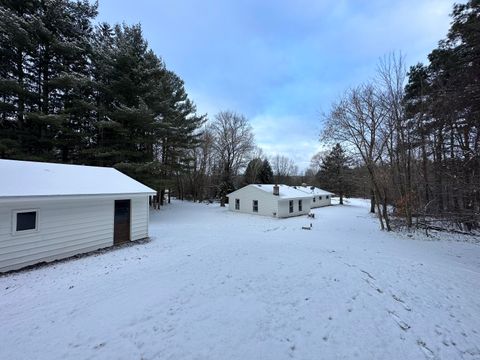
[95, 0, 457, 171]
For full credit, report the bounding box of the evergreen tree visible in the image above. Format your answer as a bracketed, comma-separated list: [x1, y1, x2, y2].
[89, 24, 205, 198]
[259, 159, 274, 183]
[0, 1, 205, 205]
[0, 0, 97, 161]
[403, 0, 480, 227]
[244, 158, 263, 184]
[317, 143, 352, 205]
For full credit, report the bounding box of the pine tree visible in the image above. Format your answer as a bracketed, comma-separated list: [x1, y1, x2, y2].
[259, 159, 274, 183]
[0, 1, 206, 205]
[0, 0, 98, 161]
[244, 158, 263, 184]
[317, 143, 352, 205]
[403, 0, 480, 227]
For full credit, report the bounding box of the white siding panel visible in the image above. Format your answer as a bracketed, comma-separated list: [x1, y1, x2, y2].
[228, 187, 278, 217]
[131, 197, 149, 241]
[0, 195, 151, 272]
[277, 198, 312, 218]
[310, 195, 331, 208]
[0, 197, 115, 272]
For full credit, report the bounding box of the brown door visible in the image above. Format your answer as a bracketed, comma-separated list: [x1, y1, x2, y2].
[114, 200, 131, 245]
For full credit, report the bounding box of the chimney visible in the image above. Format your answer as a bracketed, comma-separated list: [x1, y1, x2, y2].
[273, 184, 279, 196]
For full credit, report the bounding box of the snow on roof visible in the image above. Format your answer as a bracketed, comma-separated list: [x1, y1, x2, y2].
[0, 159, 156, 198]
[293, 185, 334, 196]
[229, 184, 311, 199]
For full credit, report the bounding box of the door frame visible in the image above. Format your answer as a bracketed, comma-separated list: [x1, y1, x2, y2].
[113, 199, 131, 245]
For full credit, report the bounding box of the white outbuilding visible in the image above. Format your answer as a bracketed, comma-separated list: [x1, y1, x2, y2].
[0, 159, 156, 272]
[294, 185, 334, 208]
[227, 184, 312, 218]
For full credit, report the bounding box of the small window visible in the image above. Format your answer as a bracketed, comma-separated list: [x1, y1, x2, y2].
[253, 200, 258, 212]
[289, 200, 294, 213]
[298, 200, 303, 212]
[319, 196, 322, 200]
[326, 195, 329, 199]
[313, 197, 316, 202]
[14, 210, 38, 233]
[235, 198, 240, 210]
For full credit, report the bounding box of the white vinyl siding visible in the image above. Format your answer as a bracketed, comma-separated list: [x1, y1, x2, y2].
[0, 195, 150, 272]
[309, 195, 331, 208]
[131, 197, 149, 241]
[277, 198, 311, 218]
[227, 185, 312, 218]
[227, 187, 278, 217]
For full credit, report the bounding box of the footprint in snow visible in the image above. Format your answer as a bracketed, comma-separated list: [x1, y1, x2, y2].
[417, 339, 435, 359]
[364, 278, 383, 294]
[93, 342, 106, 350]
[392, 294, 412, 311]
[388, 310, 411, 331]
[360, 269, 375, 280]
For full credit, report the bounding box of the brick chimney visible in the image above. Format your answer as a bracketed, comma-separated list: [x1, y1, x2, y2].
[273, 184, 279, 196]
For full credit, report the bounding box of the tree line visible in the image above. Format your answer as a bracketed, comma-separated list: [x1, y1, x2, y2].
[4, 0, 476, 233]
[315, 0, 479, 232]
[0, 0, 301, 207]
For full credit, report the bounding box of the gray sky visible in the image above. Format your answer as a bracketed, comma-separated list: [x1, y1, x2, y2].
[95, 0, 456, 170]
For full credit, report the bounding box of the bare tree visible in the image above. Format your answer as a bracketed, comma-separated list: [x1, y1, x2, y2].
[185, 127, 216, 202]
[323, 83, 393, 230]
[377, 52, 414, 227]
[271, 154, 298, 184]
[210, 111, 255, 206]
[309, 151, 328, 174]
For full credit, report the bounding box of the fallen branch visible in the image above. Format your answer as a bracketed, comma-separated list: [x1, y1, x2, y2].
[416, 222, 478, 236]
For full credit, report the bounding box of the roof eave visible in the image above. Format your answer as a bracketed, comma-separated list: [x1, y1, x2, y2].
[0, 192, 156, 203]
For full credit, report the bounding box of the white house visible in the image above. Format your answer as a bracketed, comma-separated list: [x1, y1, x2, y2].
[227, 184, 312, 218]
[293, 185, 334, 208]
[0, 159, 156, 272]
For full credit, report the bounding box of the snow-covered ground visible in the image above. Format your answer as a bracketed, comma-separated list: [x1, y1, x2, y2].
[1, 199, 479, 360]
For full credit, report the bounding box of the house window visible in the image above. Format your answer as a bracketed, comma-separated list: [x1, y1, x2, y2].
[13, 210, 38, 233]
[235, 198, 240, 210]
[253, 200, 258, 212]
[298, 200, 303, 212]
[313, 197, 316, 203]
[326, 195, 329, 199]
[319, 196, 322, 200]
[289, 200, 294, 213]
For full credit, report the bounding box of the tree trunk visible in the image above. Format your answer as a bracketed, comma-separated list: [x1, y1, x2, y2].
[382, 189, 392, 231]
[370, 188, 375, 213]
[16, 50, 25, 128]
[375, 196, 385, 230]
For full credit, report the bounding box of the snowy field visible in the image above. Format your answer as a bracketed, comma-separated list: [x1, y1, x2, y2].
[1, 199, 479, 360]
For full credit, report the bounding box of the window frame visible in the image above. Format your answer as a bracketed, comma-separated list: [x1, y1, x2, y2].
[12, 209, 39, 235]
[235, 198, 240, 210]
[298, 199, 303, 212]
[252, 200, 258, 213]
[289, 200, 294, 213]
[319, 196, 322, 200]
[326, 195, 329, 199]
